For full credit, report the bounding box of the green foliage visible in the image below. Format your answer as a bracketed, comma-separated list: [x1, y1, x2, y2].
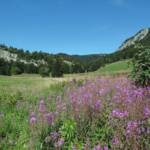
[89, 113, 113, 147]
[62, 61, 72, 74]
[0, 42, 141, 76]
[72, 63, 85, 73]
[60, 119, 77, 143]
[131, 49, 150, 87]
[0, 58, 11, 76]
[0, 75, 66, 150]
[39, 66, 50, 77]
[24, 64, 38, 74]
[11, 66, 22, 75]
[51, 57, 63, 77]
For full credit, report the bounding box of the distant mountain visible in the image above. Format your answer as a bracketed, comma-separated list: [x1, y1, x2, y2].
[118, 28, 150, 51]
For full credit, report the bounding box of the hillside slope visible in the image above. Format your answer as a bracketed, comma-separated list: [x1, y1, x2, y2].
[96, 60, 132, 74]
[118, 28, 150, 51]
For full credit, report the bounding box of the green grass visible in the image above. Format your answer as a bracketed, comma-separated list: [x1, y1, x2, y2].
[0, 74, 67, 150]
[0, 60, 133, 149]
[66, 60, 133, 77]
[0, 74, 67, 95]
[96, 59, 132, 75]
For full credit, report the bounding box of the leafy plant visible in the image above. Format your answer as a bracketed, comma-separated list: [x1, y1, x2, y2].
[131, 49, 150, 87]
[59, 119, 77, 144]
[39, 66, 50, 77]
[51, 57, 63, 77]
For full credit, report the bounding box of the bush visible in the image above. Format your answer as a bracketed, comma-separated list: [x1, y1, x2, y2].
[51, 57, 63, 77]
[0, 58, 11, 76]
[131, 49, 150, 87]
[11, 66, 22, 75]
[39, 66, 49, 77]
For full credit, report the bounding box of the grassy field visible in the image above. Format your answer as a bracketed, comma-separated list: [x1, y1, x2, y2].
[0, 60, 131, 150]
[0, 74, 68, 150]
[0, 74, 64, 95]
[96, 59, 132, 75]
[1, 60, 149, 150]
[0, 59, 131, 97]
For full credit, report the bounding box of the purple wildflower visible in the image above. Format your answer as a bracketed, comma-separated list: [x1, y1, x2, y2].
[144, 107, 150, 118]
[38, 100, 46, 113]
[94, 100, 101, 111]
[93, 144, 102, 150]
[112, 136, 120, 145]
[112, 109, 128, 119]
[44, 112, 54, 125]
[50, 131, 59, 141]
[126, 121, 139, 136]
[57, 138, 64, 147]
[29, 112, 37, 125]
[103, 146, 109, 150]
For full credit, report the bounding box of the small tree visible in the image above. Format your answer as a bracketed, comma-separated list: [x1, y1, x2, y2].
[131, 49, 150, 87]
[0, 58, 11, 75]
[39, 66, 49, 77]
[62, 62, 72, 74]
[11, 66, 22, 75]
[72, 63, 84, 73]
[51, 57, 63, 77]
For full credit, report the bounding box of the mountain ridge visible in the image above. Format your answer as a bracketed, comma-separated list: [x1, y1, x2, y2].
[118, 28, 150, 51]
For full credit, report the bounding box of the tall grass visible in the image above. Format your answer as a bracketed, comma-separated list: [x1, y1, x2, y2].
[0, 75, 66, 150]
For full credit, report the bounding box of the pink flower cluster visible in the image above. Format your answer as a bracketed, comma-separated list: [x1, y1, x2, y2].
[29, 77, 150, 149]
[70, 77, 150, 148]
[126, 121, 139, 136]
[112, 109, 128, 119]
[29, 112, 37, 126]
[68, 78, 113, 121]
[93, 144, 109, 150]
[144, 107, 150, 118]
[29, 99, 56, 127]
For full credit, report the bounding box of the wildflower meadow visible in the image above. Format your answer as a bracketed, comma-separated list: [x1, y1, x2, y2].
[26, 76, 150, 150]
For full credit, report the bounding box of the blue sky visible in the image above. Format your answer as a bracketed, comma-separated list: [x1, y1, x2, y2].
[0, 0, 149, 55]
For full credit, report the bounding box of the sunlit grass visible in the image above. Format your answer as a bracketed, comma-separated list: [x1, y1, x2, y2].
[96, 59, 132, 75]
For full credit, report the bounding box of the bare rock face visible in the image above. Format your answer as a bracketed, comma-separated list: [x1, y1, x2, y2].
[118, 28, 150, 51]
[0, 49, 17, 61]
[0, 48, 46, 66]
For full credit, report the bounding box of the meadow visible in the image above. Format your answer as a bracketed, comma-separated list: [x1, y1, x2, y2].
[96, 60, 132, 75]
[0, 74, 67, 150]
[0, 62, 150, 150]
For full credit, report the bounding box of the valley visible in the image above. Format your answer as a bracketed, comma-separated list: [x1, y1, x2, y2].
[0, 28, 150, 150]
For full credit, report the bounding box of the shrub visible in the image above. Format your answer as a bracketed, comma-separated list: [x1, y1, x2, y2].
[11, 66, 22, 75]
[59, 119, 77, 144]
[39, 66, 49, 77]
[0, 58, 11, 76]
[51, 57, 63, 77]
[131, 49, 150, 87]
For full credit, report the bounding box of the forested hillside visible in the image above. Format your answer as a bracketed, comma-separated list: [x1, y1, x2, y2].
[0, 28, 150, 76]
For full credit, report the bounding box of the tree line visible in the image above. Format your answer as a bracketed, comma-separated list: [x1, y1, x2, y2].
[0, 44, 143, 77]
